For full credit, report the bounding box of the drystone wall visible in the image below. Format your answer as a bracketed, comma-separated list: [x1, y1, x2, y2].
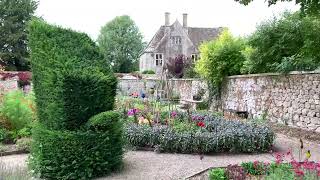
[117, 77, 207, 100]
[221, 72, 320, 131]
[0, 79, 18, 94]
[114, 71, 320, 131]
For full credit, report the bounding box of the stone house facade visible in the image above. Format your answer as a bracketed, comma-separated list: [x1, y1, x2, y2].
[139, 12, 223, 74]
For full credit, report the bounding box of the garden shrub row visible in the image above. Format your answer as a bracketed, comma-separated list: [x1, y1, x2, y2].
[124, 115, 274, 153]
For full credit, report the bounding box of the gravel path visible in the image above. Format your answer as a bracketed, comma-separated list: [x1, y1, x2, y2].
[0, 134, 319, 180]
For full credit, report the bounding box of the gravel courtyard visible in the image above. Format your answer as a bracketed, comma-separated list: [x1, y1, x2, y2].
[1, 134, 319, 180]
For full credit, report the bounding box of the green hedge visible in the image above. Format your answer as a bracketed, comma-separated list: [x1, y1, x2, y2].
[86, 111, 120, 131]
[30, 122, 123, 179]
[28, 19, 122, 179]
[62, 70, 117, 130]
[28, 19, 116, 130]
[124, 116, 274, 153]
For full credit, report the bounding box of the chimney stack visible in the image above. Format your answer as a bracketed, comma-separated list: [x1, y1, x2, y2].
[183, 13, 188, 28]
[165, 12, 170, 26]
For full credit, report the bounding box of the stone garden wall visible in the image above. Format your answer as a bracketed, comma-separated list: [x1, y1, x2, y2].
[221, 71, 320, 131]
[117, 77, 207, 100]
[118, 71, 320, 131]
[0, 79, 18, 94]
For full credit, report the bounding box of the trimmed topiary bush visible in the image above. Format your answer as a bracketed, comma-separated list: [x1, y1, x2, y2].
[86, 111, 120, 131]
[28, 19, 115, 130]
[30, 122, 123, 179]
[62, 70, 117, 130]
[28, 19, 122, 179]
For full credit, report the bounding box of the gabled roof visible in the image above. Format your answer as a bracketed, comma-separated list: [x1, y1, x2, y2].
[144, 21, 223, 53]
[187, 27, 223, 48]
[144, 26, 166, 52]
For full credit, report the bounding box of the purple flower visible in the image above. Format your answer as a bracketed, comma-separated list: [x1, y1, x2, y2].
[170, 111, 177, 118]
[128, 108, 139, 116]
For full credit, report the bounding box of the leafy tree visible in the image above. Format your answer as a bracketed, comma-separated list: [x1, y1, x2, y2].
[242, 12, 320, 73]
[164, 54, 193, 78]
[0, 0, 38, 70]
[195, 29, 246, 88]
[97, 15, 144, 73]
[234, 0, 320, 16]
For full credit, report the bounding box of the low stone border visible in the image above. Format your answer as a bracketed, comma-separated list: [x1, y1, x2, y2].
[270, 123, 320, 143]
[185, 166, 225, 180]
[0, 149, 28, 156]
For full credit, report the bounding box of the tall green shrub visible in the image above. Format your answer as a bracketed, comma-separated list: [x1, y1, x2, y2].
[28, 19, 122, 179]
[243, 12, 320, 73]
[28, 19, 116, 130]
[195, 29, 246, 88]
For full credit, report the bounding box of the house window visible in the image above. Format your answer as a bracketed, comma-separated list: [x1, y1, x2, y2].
[170, 36, 182, 45]
[155, 53, 163, 66]
[191, 54, 199, 61]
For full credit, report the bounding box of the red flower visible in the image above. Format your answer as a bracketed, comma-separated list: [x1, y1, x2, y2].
[294, 169, 304, 177]
[197, 121, 205, 127]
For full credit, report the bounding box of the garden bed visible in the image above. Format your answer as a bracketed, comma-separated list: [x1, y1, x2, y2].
[124, 113, 274, 154]
[187, 149, 320, 180]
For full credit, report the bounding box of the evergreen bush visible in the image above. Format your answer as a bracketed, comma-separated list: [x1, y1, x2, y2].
[28, 19, 122, 179]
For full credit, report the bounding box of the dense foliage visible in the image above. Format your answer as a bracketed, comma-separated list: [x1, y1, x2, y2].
[28, 19, 122, 179]
[243, 12, 320, 73]
[141, 70, 155, 74]
[195, 29, 246, 88]
[30, 118, 123, 179]
[0, 0, 38, 70]
[97, 15, 144, 73]
[0, 90, 35, 143]
[234, 0, 320, 16]
[28, 19, 116, 130]
[209, 168, 227, 180]
[0, 90, 35, 131]
[165, 55, 193, 78]
[124, 114, 274, 154]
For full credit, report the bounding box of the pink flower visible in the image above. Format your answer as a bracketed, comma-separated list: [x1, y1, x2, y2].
[302, 161, 316, 171]
[170, 111, 177, 118]
[291, 160, 301, 169]
[274, 152, 283, 164]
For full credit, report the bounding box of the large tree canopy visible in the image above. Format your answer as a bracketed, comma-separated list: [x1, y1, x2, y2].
[97, 15, 144, 73]
[242, 12, 320, 73]
[234, 0, 320, 16]
[0, 0, 38, 70]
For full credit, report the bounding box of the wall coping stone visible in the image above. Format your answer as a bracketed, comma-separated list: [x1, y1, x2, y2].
[227, 71, 320, 79]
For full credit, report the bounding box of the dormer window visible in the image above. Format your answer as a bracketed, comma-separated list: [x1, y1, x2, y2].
[170, 36, 181, 45]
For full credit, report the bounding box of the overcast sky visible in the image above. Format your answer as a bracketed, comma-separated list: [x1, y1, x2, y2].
[35, 0, 299, 42]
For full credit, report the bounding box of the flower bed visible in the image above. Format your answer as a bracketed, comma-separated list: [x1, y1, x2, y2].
[191, 150, 320, 180]
[124, 113, 274, 154]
